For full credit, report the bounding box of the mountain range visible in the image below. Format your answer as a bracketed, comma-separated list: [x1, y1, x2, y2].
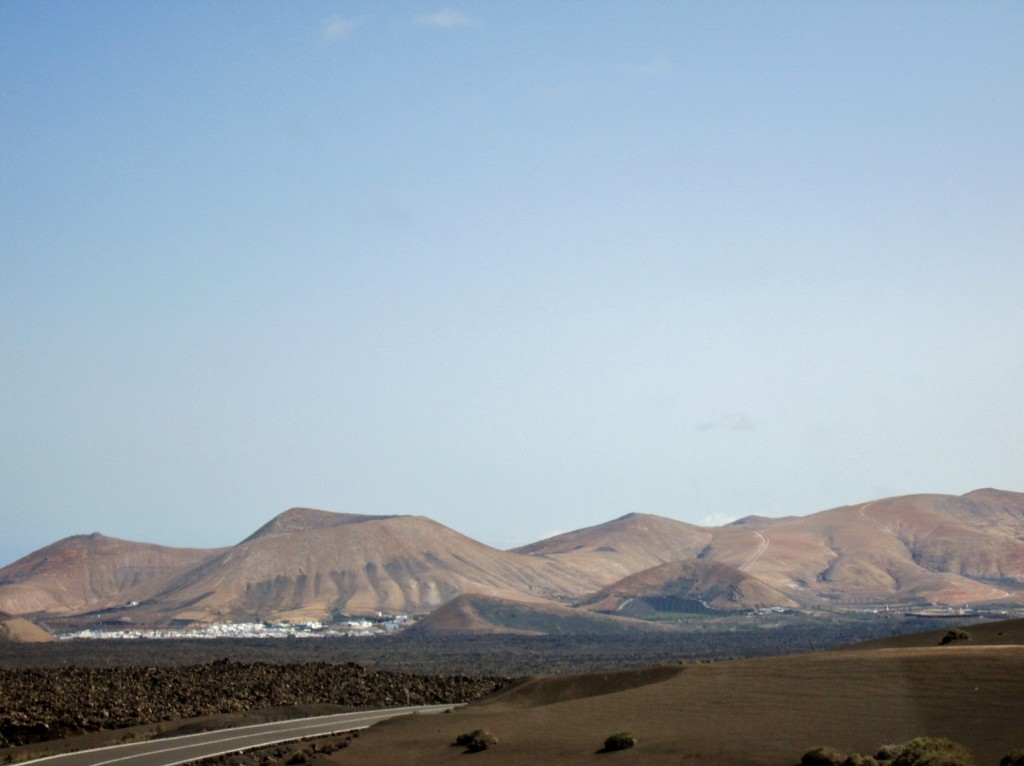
[2, 489, 1022, 627]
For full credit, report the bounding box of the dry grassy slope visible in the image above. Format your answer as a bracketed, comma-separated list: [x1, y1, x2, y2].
[733, 489, 1024, 604]
[0, 534, 227, 616]
[328, 631, 1024, 766]
[136, 511, 604, 623]
[513, 513, 713, 585]
[406, 593, 676, 636]
[582, 559, 802, 612]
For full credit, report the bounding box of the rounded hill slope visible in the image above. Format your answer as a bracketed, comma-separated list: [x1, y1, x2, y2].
[0, 534, 226, 616]
[584, 559, 802, 613]
[133, 513, 603, 623]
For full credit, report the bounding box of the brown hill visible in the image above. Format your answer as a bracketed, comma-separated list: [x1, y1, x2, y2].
[327, 638, 1024, 765]
[7, 489, 1024, 624]
[583, 559, 802, 614]
[0, 534, 226, 616]
[239, 507, 394, 542]
[512, 491, 1024, 610]
[720, 489, 1024, 606]
[0, 615, 55, 642]
[406, 593, 674, 636]
[128, 511, 604, 624]
[513, 513, 713, 586]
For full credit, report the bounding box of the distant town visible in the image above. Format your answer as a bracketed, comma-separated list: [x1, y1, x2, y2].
[58, 613, 413, 640]
[52, 604, 1023, 642]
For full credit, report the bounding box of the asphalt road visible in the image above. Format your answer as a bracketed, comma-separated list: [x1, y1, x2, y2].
[24, 705, 460, 766]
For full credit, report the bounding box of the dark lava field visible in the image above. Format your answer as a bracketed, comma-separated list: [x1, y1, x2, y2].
[0, 659, 503, 748]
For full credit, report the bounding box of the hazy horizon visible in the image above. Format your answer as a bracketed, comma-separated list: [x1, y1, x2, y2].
[3, 2, 1022, 568]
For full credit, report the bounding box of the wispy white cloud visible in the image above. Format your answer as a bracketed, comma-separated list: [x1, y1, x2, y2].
[695, 413, 755, 432]
[323, 17, 357, 42]
[414, 8, 481, 28]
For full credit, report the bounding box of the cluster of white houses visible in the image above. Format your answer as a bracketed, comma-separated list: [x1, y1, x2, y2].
[59, 615, 412, 640]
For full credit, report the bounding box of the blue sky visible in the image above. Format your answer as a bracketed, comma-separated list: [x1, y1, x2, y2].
[2, 1, 1022, 567]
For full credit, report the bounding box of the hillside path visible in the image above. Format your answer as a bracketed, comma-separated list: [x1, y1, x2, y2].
[858, 501, 892, 534]
[739, 530, 769, 571]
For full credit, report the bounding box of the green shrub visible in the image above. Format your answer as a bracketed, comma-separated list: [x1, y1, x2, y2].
[454, 729, 497, 752]
[890, 737, 973, 766]
[603, 731, 637, 751]
[1000, 748, 1024, 766]
[939, 629, 971, 645]
[801, 746, 846, 766]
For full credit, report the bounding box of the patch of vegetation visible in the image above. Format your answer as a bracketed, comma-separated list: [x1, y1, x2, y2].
[602, 731, 637, 752]
[939, 629, 971, 645]
[801, 746, 846, 766]
[802, 738, 975, 766]
[1000, 749, 1024, 766]
[877, 744, 906, 761]
[891, 736, 974, 766]
[453, 729, 497, 752]
[843, 755, 880, 766]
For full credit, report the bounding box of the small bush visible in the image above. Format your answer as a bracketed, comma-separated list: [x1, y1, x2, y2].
[1000, 749, 1024, 766]
[801, 746, 846, 766]
[939, 629, 971, 645]
[454, 729, 497, 752]
[844, 755, 880, 766]
[877, 744, 905, 762]
[603, 731, 637, 752]
[891, 737, 973, 766]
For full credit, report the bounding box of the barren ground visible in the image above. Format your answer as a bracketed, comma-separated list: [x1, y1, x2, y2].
[2, 617, 1022, 766]
[330, 644, 1022, 766]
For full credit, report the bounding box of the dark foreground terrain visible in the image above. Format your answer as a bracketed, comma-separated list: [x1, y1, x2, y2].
[343, 639, 1023, 766]
[0, 661, 502, 750]
[2, 615, 1021, 766]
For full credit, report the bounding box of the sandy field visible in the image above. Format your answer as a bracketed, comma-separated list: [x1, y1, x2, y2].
[323, 622, 1024, 766]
